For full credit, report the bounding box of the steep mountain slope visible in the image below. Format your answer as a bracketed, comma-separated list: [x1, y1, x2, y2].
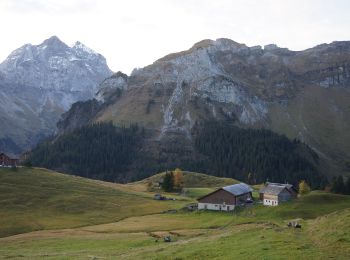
[0, 36, 112, 153]
[59, 39, 350, 176]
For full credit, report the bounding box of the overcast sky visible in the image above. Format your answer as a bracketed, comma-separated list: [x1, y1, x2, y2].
[0, 0, 349, 74]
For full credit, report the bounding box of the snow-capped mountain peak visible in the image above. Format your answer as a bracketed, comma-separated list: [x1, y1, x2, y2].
[0, 36, 113, 154]
[0, 36, 112, 91]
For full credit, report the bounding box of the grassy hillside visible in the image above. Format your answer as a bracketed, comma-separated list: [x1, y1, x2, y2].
[1, 168, 350, 259]
[0, 191, 350, 259]
[270, 86, 350, 176]
[0, 167, 189, 237]
[128, 171, 239, 192]
[307, 208, 350, 256]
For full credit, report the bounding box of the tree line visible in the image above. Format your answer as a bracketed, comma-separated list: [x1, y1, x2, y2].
[28, 120, 329, 188]
[329, 175, 350, 195]
[161, 168, 184, 192]
[193, 121, 328, 188]
[27, 122, 141, 182]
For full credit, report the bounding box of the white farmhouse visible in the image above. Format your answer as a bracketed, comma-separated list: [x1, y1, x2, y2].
[259, 183, 297, 206]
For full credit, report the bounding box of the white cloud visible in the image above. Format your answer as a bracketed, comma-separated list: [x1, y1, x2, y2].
[0, 0, 349, 74]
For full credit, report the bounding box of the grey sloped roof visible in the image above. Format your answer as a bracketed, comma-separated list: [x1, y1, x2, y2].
[222, 183, 253, 196]
[259, 183, 291, 195]
[267, 182, 293, 190]
[0, 152, 19, 159]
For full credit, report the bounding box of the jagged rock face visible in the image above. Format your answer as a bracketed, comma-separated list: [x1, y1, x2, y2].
[89, 39, 350, 175]
[99, 38, 346, 131]
[0, 36, 112, 153]
[0, 36, 112, 107]
[96, 39, 273, 134]
[96, 71, 128, 102]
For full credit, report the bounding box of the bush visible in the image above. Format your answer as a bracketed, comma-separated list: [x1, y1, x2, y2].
[299, 180, 311, 195]
[24, 161, 32, 168]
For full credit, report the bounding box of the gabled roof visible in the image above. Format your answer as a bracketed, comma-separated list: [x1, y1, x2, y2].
[259, 183, 294, 195]
[197, 182, 252, 201]
[0, 152, 19, 159]
[266, 182, 293, 190]
[222, 183, 253, 196]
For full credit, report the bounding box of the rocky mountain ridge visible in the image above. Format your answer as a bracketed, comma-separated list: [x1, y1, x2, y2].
[0, 36, 112, 153]
[59, 38, 350, 176]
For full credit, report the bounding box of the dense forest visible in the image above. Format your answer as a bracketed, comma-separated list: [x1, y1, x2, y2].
[193, 121, 327, 188]
[28, 122, 141, 182]
[330, 175, 350, 195]
[28, 121, 327, 187]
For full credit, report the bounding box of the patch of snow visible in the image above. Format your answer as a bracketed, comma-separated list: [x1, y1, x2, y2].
[38, 45, 47, 50]
[185, 111, 195, 129]
[73, 41, 97, 55]
[212, 105, 217, 118]
[69, 56, 80, 61]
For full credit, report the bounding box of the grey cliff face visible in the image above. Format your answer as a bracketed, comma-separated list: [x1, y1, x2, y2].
[90, 39, 350, 175]
[0, 36, 112, 153]
[96, 71, 128, 102]
[95, 39, 350, 136]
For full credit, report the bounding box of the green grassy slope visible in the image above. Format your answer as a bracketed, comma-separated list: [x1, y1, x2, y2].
[0, 167, 189, 238]
[130, 170, 239, 191]
[307, 208, 350, 256]
[270, 86, 350, 176]
[134, 216, 349, 260]
[182, 187, 216, 198]
[1, 168, 350, 259]
[0, 192, 349, 259]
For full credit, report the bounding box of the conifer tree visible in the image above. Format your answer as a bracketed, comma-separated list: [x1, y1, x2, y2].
[345, 177, 350, 195]
[331, 176, 345, 194]
[162, 171, 174, 192]
[247, 172, 254, 185]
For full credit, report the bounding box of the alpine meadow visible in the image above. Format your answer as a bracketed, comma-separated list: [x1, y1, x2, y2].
[1, 1, 350, 259]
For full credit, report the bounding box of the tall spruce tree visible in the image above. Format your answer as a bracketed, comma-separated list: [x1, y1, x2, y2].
[162, 171, 174, 192]
[331, 175, 345, 194]
[344, 177, 350, 195]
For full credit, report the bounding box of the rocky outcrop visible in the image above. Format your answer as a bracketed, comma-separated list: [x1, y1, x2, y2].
[96, 71, 128, 102]
[57, 99, 103, 135]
